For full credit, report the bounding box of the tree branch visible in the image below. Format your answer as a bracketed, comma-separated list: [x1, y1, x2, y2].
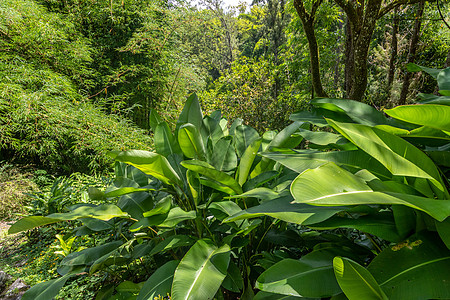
[334, 0, 358, 24]
[378, 0, 422, 19]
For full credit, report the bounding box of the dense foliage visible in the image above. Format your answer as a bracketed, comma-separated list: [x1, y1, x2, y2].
[2, 0, 450, 299]
[9, 67, 450, 298]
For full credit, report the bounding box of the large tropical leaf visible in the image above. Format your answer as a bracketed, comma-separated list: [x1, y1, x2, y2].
[117, 192, 153, 219]
[309, 214, 401, 242]
[238, 138, 262, 186]
[9, 204, 129, 234]
[368, 233, 450, 300]
[138, 207, 196, 229]
[109, 150, 183, 187]
[22, 268, 82, 300]
[253, 292, 303, 299]
[210, 136, 237, 171]
[312, 98, 388, 126]
[136, 260, 179, 300]
[261, 150, 391, 180]
[155, 121, 182, 157]
[178, 123, 206, 160]
[256, 248, 350, 298]
[176, 93, 203, 131]
[250, 122, 304, 178]
[290, 163, 450, 221]
[385, 104, 450, 132]
[327, 120, 447, 197]
[201, 116, 224, 146]
[406, 63, 441, 79]
[171, 239, 230, 300]
[224, 195, 343, 225]
[333, 257, 388, 300]
[149, 235, 194, 256]
[234, 125, 260, 157]
[181, 160, 243, 195]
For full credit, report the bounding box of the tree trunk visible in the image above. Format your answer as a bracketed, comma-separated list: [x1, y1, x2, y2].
[335, 0, 422, 101]
[399, 0, 425, 105]
[387, 7, 399, 89]
[344, 16, 353, 97]
[334, 14, 344, 92]
[293, 0, 328, 98]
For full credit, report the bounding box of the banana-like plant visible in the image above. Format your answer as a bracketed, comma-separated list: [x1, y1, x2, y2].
[10, 94, 318, 300]
[10, 67, 450, 300]
[253, 65, 450, 300]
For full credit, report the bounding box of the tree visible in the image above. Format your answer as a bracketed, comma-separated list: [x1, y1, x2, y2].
[293, 0, 423, 101]
[293, 0, 328, 97]
[398, 0, 425, 104]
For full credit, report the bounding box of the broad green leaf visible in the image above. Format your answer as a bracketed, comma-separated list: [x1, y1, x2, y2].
[235, 125, 260, 157]
[209, 201, 243, 221]
[177, 93, 203, 131]
[437, 67, 450, 94]
[149, 235, 194, 256]
[312, 98, 387, 126]
[143, 196, 171, 217]
[110, 150, 183, 187]
[105, 187, 155, 198]
[436, 218, 450, 249]
[209, 201, 247, 229]
[222, 261, 244, 293]
[171, 239, 230, 300]
[9, 204, 128, 234]
[291, 163, 450, 221]
[178, 123, 206, 160]
[327, 120, 447, 196]
[309, 214, 401, 242]
[229, 118, 243, 136]
[392, 205, 416, 239]
[81, 218, 113, 231]
[266, 122, 304, 150]
[260, 150, 391, 180]
[155, 121, 182, 157]
[254, 291, 303, 299]
[333, 257, 387, 300]
[406, 63, 441, 79]
[256, 249, 347, 298]
[209, 110, 222, 121]
[368, 233, 450, 300]
[181, 160, 243, 195]
[426, 150, 450, 167]
[224, 196, 343, 225]
[137, 260, 179, 300]
[201, 116, 224, 146]
[243, 171, 279, 192]
[238, 138, 262, 186]
[116, 281, 144, 293]
[297, 128, 347, 146]
[21, 269, 80, 300]
[385, 104, 450, 132]
[151, 207, 196, 228]
[251, 122, 304, 178]
[117, 192, 153, 219]
[226, 187, 281, 202]
[199, 177, 236, 195]
[149, 109, 162, 132]
[186, 170, 200, 205]
[60, 241, 122, 268]
[290, 110, 328, 127]
[210, 136, 237, 171]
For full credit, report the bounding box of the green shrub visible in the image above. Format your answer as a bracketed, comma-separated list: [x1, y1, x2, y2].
[9, 81, 450, 300]
[0, 163, 38, 220]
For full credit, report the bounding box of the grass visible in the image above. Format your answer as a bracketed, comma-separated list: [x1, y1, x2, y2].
[0, 164, 112, 299]
[0, 162, 38, 220]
